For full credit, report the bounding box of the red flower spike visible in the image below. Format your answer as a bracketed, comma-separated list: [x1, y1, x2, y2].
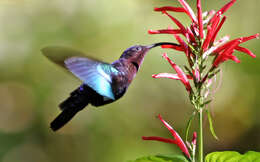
[162, 53, 191, 92]
[197, 0, 204, 39]
[177, 0, 197, 23]
[235, 46, 256, 58]
[217, 0, 236, 15]
[142, 115, 191, 159]
[162, 11, 188, 37]
[150, 0, 257, 96]
[148, 29, 182, 35]
[210, 16, 227, 45]
[154, 6, 186, 13]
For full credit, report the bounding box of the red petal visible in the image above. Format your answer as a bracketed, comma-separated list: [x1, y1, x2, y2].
[142, 136, 177, 144]
[193, 68, 200, 82]
[158, 114, 191, 159]
[213, 33, 259, 54]
[203, 35, 230, 59]
[202, 25, 212, 51]
[210, 16, 227, 44]
[162, 53, 191, 91]
[158, 114, 175, 134]
[228, 54, 241, 63]
[154, 6, 186, 13]
[152, 73, 193, 80]
[162, 11, 187, 37]
[187, 27, 196, 43]
[148, 29, 182, 34]
[240, 33, 259, 43]
[161, 44, 185, 52]
[177, 0, 197, 23]
[213, 39, 237, 54]
[209, 11, 220, 25]
[213, 39, 241, 66]
[187, 75, 193, 80]
[152, 73, 181, 80]
[174, 34, 189, 57]
[203, 10, 216, 25]
[197, 0, 204, 39]
[235, 46, 256, 58]
[217, 0, 236, 14]
[192, 132, 197, 145]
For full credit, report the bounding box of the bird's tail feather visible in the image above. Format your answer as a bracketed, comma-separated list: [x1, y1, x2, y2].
[50, 107, 81, 131]
[59, 86, 88, 111]
[50, 86, 89, 131]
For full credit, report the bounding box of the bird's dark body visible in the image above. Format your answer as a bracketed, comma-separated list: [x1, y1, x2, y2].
[60, 57, 137, 109]
[42, 42, 178, 131]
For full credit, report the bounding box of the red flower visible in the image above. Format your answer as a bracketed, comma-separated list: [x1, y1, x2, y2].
[192, 132, 197, 146]
[197, 0, 203, 39]
[212, 34, 259, 67]
[152, 53, 192, 92]
[142, 114, 191, 159]
[149, 0, 258, 68]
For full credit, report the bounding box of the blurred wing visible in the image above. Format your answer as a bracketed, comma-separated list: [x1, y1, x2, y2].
[41, 46, 89, 69]
[65, 57, 118, 100]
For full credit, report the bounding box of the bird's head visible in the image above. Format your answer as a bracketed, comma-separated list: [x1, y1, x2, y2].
[119, 42, 179, 70]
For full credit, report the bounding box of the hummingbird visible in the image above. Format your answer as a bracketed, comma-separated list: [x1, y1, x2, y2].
[41, 42, 178, 131]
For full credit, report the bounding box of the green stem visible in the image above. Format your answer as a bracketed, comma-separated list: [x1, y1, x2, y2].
[198, 109, 204, 162]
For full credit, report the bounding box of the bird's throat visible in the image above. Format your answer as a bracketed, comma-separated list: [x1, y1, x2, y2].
[131, 61, 139, 71]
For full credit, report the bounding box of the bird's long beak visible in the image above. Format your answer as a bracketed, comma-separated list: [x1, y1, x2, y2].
[146, 42, 180, 49]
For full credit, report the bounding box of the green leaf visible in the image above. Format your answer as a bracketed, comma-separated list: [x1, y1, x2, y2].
[184, 66, 193, 77]
[129, 154, 189, 162]
[205, 151, 260, 162]
[201, 100, 212, 107]
[185, 112, 196, 142]
[206, 109, 219, 140]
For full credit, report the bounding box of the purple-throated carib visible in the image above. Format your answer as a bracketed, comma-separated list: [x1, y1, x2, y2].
[42, 42, 178, 131]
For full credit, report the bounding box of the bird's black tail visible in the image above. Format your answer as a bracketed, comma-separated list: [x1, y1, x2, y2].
[50, 86, 89, 131]
[50, 107, 82, 131]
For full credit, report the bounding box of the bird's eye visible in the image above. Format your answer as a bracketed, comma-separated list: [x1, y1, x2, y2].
[134, 47, 142, 52]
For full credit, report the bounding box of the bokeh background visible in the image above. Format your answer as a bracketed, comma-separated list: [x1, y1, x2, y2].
[0, 0, 259, 161]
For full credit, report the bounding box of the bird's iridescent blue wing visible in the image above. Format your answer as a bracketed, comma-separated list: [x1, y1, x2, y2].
[65, 57, 118, 100]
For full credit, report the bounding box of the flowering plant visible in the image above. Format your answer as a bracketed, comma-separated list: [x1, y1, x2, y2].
[132, 0, 259, 162]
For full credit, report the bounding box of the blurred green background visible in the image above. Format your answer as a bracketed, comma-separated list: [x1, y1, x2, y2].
[0, 0, 259, 161]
